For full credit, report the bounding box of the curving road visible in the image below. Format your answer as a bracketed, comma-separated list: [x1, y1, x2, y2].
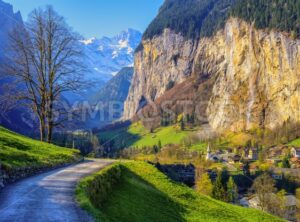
[0, 159, 114, 222]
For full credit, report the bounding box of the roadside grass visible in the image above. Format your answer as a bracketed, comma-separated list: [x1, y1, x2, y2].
[76, 161, 283, 222]
[0, 126, 80, 169]
[289, 138, 300, 147]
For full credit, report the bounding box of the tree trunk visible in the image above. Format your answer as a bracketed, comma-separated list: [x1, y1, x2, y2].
[47, 99, 54, 143]
[47, 122, 53, 143]
[39, 118, 45, 142]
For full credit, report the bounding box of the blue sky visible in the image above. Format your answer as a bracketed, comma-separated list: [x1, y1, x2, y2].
[5, 0, 163, 38]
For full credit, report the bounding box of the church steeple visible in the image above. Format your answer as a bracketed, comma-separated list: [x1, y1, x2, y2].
[206, 144, 211, 160]
[207, 144, 211, 153]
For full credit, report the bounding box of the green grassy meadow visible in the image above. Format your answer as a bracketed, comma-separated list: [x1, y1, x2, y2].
[76, 161, 283, 222]
[98, 122, 261, 151]
[0, 126, 80, 169]
[98, 122, 205, 149]
[289, 138, 300, 147]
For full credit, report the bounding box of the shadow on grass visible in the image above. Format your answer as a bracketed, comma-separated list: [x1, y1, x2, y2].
[99, 166, 186, 222]
[99, 126, 142, 151]
[0, 136, 32, 151]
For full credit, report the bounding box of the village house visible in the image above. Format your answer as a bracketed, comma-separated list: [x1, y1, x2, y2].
[206, 144, 221, 162]
[228, 154, 241, 164]
[267, 146, 285, 159]
[291, 147, 300, 159]
[243, 147, 258, 161]
[290, 157, 300, 169]
[244, 194, 298, 221]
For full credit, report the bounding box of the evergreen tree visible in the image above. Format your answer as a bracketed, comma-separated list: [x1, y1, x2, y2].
[158, 140, 162, 149]
[243, 161, 250, 177]
[281, 156, 291, 168]
[153, 145, 159, 154]
[227, 177, 238, 203]
[212, 172, 227, 201]
[180, 118, 185, 131]
[196, 173, 213, 196]
[258, 147, 264, 163]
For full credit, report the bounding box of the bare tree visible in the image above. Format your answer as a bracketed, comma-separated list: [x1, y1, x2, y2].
[2, 6, 86, 143]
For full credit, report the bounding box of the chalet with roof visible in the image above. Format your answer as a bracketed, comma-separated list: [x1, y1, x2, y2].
[291, 147, 300, 159]
[243, 147, 258, 161]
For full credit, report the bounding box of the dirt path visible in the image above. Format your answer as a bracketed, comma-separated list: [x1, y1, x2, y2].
[0, 159, 114, 222]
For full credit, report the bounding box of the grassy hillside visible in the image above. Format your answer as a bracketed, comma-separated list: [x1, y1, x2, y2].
[98, 122, 203, 149]
[77, 161, 283, 222]
[289, 138, 300, 147]
[0, 126, 80, 169]
[98, 121, 259, 151]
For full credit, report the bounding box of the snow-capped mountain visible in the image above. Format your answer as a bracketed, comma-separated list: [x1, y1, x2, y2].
[79, 28, 142, 84]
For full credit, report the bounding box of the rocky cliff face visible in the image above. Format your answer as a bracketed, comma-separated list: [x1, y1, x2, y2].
[207, 18, 300, 131]
[124, 18, 300, 132]
[123, 29, 198, 119]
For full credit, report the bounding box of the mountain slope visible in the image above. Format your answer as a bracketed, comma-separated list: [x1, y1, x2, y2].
[142, 0, 234, 41]
[84, 67, 134, 129]
[0, 0, 34, 135]
[124, 0, 300, 133]
[77, 161, 283, 222]
[91, 67, 133, 104]
[0, 0, 23, 62]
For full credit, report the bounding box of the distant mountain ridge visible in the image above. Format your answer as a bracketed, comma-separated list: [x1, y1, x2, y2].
[79, 28, 141, 83]
[65, 29, 141, 102]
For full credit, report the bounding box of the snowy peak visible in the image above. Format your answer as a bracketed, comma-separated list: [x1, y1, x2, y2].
[79, 28, 141, 82]
[80, 37, 96, 45]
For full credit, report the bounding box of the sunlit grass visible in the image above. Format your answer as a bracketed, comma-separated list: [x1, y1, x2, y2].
[76, 161, 283, 222]
[289, 138, 300, 147]
[0, 126, 80, 169]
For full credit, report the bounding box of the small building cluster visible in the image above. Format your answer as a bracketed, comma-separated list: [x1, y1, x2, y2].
[205, 144, 259, 163]
[205, 144, 300, 169]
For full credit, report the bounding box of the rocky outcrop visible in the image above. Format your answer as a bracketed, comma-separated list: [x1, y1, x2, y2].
[124, 18, 300, 132]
